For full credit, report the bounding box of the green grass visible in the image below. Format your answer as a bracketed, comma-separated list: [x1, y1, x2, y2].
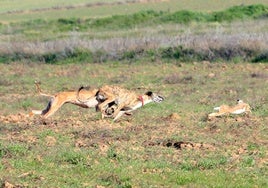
[1, 0, 268, 23]
[2, 4, 267, 33]
[0, 62, 267, 187]
[0, 0, 120, 14]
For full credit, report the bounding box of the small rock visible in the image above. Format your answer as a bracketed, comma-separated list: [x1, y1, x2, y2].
[208, 73, 215, 78]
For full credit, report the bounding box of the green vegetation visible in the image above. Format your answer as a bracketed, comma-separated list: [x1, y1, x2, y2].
[0, 62, 267, 187]
[1, 0, 267, 22]
[0, 4, 268, 64]
[0, 40, 267, 64]
[2, 4, 267, 32]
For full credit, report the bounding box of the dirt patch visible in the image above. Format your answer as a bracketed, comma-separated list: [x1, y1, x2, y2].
[0, 113, 32, 125]
[250, 72, 268, 79]
[143, 139, 215, 150]
[164, 113, 181, 121]
[72, 126, 130, 149]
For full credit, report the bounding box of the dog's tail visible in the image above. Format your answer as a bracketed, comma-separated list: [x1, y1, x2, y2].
[76, 85, 91, 103]
[34, 81, 53, 98]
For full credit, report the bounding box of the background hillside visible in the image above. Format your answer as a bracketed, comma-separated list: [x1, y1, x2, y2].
[0, 1, 268, 64]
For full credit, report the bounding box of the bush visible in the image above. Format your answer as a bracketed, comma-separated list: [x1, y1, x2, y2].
[91, 10, 161, 29]
[40, 49, 93, 64]
[159, 46, 201, 61]
[211, 4, 268, 22]
[2, 5, 267, 34]
[161, 10, 207, 24]
[0, 46, 265, 64]
[252, 52, 268, 63]
[89, 5, 268, 28]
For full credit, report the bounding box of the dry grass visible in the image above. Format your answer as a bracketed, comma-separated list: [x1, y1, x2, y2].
[1, 20, 267, 63]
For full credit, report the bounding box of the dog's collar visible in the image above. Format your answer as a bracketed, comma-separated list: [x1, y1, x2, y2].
[138, 95, 144, 106]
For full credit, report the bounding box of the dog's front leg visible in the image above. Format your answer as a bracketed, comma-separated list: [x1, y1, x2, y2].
[113, 111, 125, 122]
[98, 99, 115, 119]
[111, 102, 127, 120]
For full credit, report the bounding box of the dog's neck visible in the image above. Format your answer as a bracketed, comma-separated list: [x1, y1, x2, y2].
[132, 95, 153, 110]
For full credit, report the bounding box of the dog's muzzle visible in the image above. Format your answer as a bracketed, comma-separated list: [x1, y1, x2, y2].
[154, 95, 164, 103]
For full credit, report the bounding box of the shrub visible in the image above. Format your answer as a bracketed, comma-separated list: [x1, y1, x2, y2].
[161, 10, 207, 24]
[159, 46, 201, 62]
[90, 4, 268, 27]
[58, 18, 77, 25]
[252, 52, 268, 63]
[91, 10, 161, 29]
[211, 4, 268, 22]
[40, 49, 93, 64]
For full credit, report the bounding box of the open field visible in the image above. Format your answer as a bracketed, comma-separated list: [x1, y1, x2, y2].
[0, 0, 268, 187]
[1, 0, 268, 23]
[0, 62, 267, 187]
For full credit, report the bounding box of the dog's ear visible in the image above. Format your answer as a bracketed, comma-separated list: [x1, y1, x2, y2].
[79, 85, 91, 91]
[78, 86, 85, 92]
[145, 91, 153, 96]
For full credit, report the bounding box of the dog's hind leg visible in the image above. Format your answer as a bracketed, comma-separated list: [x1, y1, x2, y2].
[41, 98, 66, 119]
[30, 99, 53, 117]
[30, 97, 65, 119]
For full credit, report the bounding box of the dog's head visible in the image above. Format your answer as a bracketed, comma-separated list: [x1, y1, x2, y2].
[237, 99, 244, 104]
[145, 91, 164, 103]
